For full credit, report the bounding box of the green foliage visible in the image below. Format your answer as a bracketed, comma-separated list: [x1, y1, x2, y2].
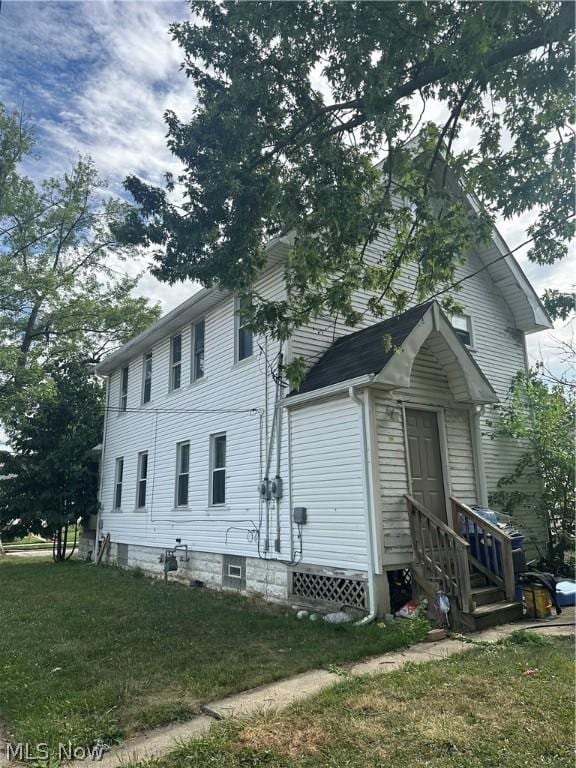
[0, 104, 161, 427]
[488, 368, 575, 561]
[120, 1, 574, 346]
[0, 359, 103, 560]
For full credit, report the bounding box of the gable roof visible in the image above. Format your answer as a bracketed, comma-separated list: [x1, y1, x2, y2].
[294, 302, 433, 395]
[291, 301, 498, 405]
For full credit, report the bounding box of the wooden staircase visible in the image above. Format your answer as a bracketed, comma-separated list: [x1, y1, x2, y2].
[406, 495, 523, 632]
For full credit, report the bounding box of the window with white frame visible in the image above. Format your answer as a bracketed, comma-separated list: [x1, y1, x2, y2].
[210, 433, 226, 505]
[120, 367, 129, 411]
[175, 441, 190, 507]
[191, 320, 205, 381]
[170, 334, 182, 390]
[142, 352, 152, 404]
[236, 298, 253, 361]
[451, 314, 473, 347]
[114, 457, 124, 509]
[136, 451, 148, 509]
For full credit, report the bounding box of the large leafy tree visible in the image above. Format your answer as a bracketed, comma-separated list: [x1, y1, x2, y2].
[0, 105, 161, 426]
[488, 367, 575, 571]
[121, 0, 574, 380]
[0, 359, 103, 561]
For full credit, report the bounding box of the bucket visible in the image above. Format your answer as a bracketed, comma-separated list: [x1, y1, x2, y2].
[522, 585, 553, 619]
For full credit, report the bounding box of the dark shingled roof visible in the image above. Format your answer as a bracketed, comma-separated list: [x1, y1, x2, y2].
[293, 301, 434, 395]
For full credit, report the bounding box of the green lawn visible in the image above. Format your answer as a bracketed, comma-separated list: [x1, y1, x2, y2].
[0, 558, 426, 756]
[145, 632, 575, 768]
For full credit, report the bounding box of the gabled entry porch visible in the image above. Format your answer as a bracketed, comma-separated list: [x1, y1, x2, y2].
[291, 300, 524, 627]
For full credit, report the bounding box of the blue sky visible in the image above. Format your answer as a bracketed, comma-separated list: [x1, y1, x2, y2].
[1, 0, 573, 376]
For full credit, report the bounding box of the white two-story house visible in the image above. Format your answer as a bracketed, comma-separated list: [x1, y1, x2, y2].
[86, 203, 551, 630]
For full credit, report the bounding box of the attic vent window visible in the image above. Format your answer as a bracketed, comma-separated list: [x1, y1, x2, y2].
[451, 314, 473, 347]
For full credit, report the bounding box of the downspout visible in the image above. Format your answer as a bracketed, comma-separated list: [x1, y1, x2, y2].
[470, 405, 488, 507]
[93, 375, 110, 562]
[349, 385, 378, 625]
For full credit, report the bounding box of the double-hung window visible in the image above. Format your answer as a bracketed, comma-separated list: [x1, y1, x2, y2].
[114, 457, 124, 509]
[170, 334, 182, 390]
[236, 298, 253, 361]
[136, 451, 148, 509]
[175, 441, 190, 507]
[451, 314, 473, 347]
[142, 352, 152, 404]
[120, 367, 129, 412]
[191, 320, 205, 381]
[210, 433, 226, 506]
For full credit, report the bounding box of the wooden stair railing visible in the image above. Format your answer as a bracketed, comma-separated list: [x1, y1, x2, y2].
[451, 497, 516, 602]
[405, 495, 473, 613]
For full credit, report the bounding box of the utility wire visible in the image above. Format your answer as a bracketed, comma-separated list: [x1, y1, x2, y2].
[104, 406, 262, 415]
[421, 212, 576, 306]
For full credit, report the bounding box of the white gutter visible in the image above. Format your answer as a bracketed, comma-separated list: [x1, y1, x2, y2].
[349, 385, 378, 625]
[470, 405, 489, 507]
[285, 374, 375, 409]
[93, 375, 110, 562]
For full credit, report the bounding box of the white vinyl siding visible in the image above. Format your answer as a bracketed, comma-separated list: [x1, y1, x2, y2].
[289, 397, 367, 569]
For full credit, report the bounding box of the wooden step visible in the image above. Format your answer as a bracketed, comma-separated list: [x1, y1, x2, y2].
[470, 601, 523, 631]
[471, 585, 505, 607]
[470, 572, 488, 588]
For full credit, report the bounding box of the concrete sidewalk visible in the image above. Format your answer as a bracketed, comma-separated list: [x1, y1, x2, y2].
[84, 608, 573, 768]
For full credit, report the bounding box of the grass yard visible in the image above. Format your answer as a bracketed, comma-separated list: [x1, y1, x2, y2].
[146, 632, 575, 768]
[0, 558, 427, 756]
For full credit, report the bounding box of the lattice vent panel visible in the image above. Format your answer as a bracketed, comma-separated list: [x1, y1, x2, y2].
[291, 571, 367, 609]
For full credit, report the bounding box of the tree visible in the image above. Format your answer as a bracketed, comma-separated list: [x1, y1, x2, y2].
[0, 359, 103, 561]
[488, 368, 575, 569]
[0, 105, 161, 427]
[119, 1, 575, 382]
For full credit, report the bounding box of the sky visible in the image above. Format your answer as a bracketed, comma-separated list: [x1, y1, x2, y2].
[1, 0, 573, 380]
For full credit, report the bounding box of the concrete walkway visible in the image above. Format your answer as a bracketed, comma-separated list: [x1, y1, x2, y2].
[83, 608, 573, 768]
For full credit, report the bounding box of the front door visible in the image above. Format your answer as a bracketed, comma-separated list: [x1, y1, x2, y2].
[405, 409, 447, 523]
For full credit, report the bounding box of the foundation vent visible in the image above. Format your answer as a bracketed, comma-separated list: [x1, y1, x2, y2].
[290, 570, 367, 610]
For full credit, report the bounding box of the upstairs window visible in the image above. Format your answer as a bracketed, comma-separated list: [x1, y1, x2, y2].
[175, 441, 190, 507]
[136, 451, 148, 509]
[114, 457, 124, 509]
[451, 314, 473, 347]
[170, 334, 182, 391]
[210, 433, 226, 506]
[142, 352, 152, 404]
[236, 298, 253, 361]
[191, 320, 205, 381]
[120, 367, 129, 412]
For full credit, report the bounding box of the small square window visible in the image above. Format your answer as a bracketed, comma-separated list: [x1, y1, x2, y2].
[451, 314, 473, 347]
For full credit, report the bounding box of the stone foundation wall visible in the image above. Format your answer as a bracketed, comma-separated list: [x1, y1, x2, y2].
[77, 531, 289, 602]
